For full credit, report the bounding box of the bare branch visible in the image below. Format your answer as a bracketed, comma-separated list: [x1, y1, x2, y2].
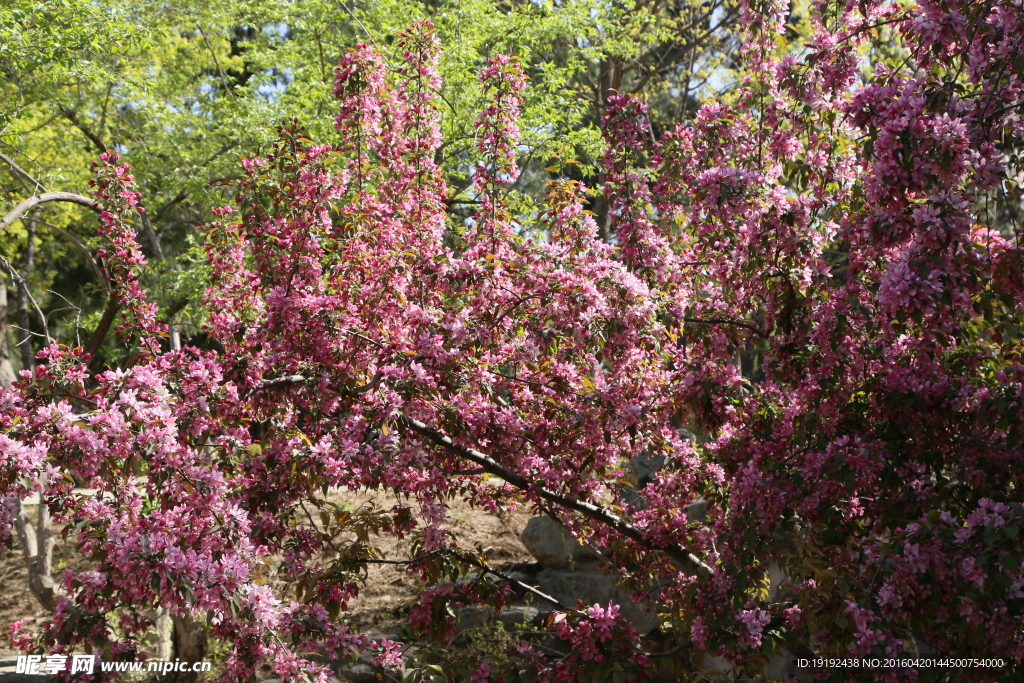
[258, 374, 310, 390]
[0, 151, 44, 193]
[0, 254, 51, 344]
[23, 217, 109, 294]
[196, 24, 233, 95]
[57, 105, 108, 155]
[398, 415, 714, 579]
[0, 191, 97, 233]
[249, 374, 714, 578]
[457, 553, 570, 611]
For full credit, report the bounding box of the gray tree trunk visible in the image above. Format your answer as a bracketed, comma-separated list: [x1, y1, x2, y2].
[170, 613, 207, 682]
[13, 499, 60, 611]
[0, 279, 17, 388]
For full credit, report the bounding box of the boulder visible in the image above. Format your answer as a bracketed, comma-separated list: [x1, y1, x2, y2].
[519, 515, 600, 568]
[456, 604, 542, 632]
[619, 430, 695, 511]
[534, 567, 658, 634]
[330, 633, 402, 683]
[686, 498, 707, 523]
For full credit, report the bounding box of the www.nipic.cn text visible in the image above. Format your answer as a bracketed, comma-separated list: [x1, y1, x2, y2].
[16, 654, 213, 675]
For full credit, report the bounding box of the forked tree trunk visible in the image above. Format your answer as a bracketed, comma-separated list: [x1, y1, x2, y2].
[170, 613, 207, 682]
[13, 499, 60, 611]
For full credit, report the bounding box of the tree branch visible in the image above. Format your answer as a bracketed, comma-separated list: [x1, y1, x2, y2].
[258, 374, 310, 390]
[0, 254, 51, 344]
[250, 375, 714, 578]
[458, 553, 570, 611]
[683, 317, 765, 337]
[153, 189, 189, 224]
[23, 217, 109, 295]
[0, 191, 97, 233]
[0, 151, 44, 193]
[397, 415, 714, 579]
[57, 105, 108, 155]
[84, 296, 120, 359]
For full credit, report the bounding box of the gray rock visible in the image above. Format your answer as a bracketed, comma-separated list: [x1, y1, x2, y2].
[0, 657, 47, 682]
[337, 662, 377, 683]
[496, 605, 540, 629]
[457, 605, 494, 631]
[519, 515, 600, 568]
[535, 568, 658, 634]
[456, 604, 541, 632]
[686, 498, 707, 523]
[331, 634, 402, 683]
[698, 650, 807, 682]
[618, 429, 693, 510]
[619, 452, 665, 510]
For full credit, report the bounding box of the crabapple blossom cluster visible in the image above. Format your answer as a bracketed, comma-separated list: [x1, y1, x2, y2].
[1, 2, 1023, 681]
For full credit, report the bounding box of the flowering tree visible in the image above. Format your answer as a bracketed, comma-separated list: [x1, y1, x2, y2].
[2, 1, 1024, 681]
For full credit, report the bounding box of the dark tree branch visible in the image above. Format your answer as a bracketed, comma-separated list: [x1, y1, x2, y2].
[398, 415, 714, 579]
[23, 217, 108, 295]
[251, 374, 714, 578]
[153, 189, 189, 224]
[683, 316, 765, 337]
[458, 553, 570, 611]
[57, 105, 108, 155]
[84, 297, 120, 360]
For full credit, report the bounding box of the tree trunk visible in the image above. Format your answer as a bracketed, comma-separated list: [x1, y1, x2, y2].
[0, 279, 16, 388]
[155, 607, 173, 660]
[15, 221, 36, 372]
[169, 614, 207, 682]
[13, 499, 60, 611]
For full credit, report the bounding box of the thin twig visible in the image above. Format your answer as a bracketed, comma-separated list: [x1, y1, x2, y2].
[0, 151, 44, 193]
[24, 217, 108, 293]
[457, 552, 570, 611]
[0, 255, 51, 343]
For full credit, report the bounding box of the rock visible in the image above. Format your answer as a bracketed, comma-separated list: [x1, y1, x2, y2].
[336, 662, 378, 683]
[496, 605, 540, 629]
[619, 429, 694, 510]
[0, 657, 47, 682]
[619, 452, 666, 510]
[518, 517, 660, 633]
[519, 515, 600, 568]
[458, 605, 494, 631]
[456, 604, 541, 633]
[686, 498, 707, 523]
[698, 650, 806, 682]
[535, 568, 658, 634]
[331, 633, 402, 683]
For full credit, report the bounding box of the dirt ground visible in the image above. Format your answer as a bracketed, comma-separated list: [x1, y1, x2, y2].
[330, 489, 535, 633]
[0, 489, 536, 661]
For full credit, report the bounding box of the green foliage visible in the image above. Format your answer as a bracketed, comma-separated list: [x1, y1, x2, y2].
[1, 0, 742, 371]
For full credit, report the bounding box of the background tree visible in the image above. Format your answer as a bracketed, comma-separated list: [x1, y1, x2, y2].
[2, 0, 743, 381]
